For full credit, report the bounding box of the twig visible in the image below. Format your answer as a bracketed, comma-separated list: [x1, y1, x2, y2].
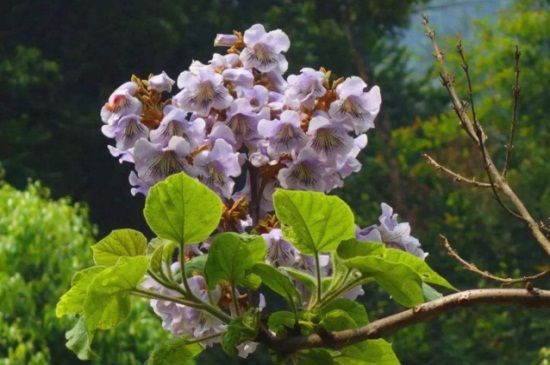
[440, 235, 549, 286]
[423, 154, 492, 188]
[455, 41, 523, 220]
[503, 46, 522, 178]
[422, 15, 550, 255]
[267, 288, 550, 355]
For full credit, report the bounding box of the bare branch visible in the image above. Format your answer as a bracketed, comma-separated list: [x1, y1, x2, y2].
[267, 288, 550, 356]
[422, 15, 550, 256]
[423, 153, 492, 188]
[503, 46, 522, 178]
[440, 235, 549, 286]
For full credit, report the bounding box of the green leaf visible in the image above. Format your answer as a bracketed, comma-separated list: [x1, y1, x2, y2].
[56, 266, 106, 317]
[344, 256, 424, 307]
[149, 337, 204, 365]
[250, 263, 302, 310]
[337, 239, 385, 260]
[382, 249, 455, 290]
[334, 339, 400, 365]
[273, 189, 355, 255]
[92, 229, 147, 266]
[423, 283, 443, 301]
[150, 240, 177, 278]
[65, 317, 97, 361]
[320, 309, 357, 331]
[144, 172, 223, 245]
[84, 256, 149, 332]
[280, 266, 317, 294]
[267, 311, 296, 337]
[222, 309, 259, 356]
[204, 233, 266, 289]
[320, 298, 369, 326]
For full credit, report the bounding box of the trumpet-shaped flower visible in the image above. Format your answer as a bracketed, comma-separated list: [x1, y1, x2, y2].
[193, 139, 242, 198]
[133, 136, 194, 187]
[101, 114, 149, 150]
[174, 67, 233, 116]
[306, 113, 354, 161]
[148, 71, 175, 93]
[100, 82, 142, 124]
[150, 107, 205, 148]
[329, 77, 381, 134]
[240, 24, 290, 73]
[278, 147, 326, 192]
[285, 68, 326, 109]
[258, 110, 307, 157]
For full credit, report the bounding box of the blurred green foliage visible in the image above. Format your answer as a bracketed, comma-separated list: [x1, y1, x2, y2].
[0, 181, 168, 364]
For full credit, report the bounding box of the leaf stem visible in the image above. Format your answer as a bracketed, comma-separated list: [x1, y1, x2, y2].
[314, 253, 323, 304]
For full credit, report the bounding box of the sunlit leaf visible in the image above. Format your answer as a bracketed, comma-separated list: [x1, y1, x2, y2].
[274, 189, 355, 255]
[144, 172, 222, 245]
[92, 229, 147, 266]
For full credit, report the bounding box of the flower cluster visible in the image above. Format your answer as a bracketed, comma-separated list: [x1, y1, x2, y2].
[100, 24, 381, 213]
[98, 24, 429, 357]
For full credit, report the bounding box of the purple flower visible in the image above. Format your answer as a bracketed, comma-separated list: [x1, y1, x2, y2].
[237, 341, 259, 359]
[174, 67, 233, 116]
[306, 113, 354, 161]
[285, 68, 326, 109]
[214, 33, 239, 47]
[329, 77, 381, 134]
[278, 147, 326, 192]
[101, 114, 149, 150]
[223, 98, 269, 148]
[355, 204, 427, 259]
[146, 268, 226, 344]
[222, 68, 254, 90]
[149, 71, 175, 93]
[262, 228, 298, 267]
[100, 82, 142, 124]
[193, 139, 242, 198]
[240, 24, 290, 73]
[133, 136, 194, 187]
[258, 110, 307, 157]
[150, 107, 205, 148]
[377, 203, 427, 259]
[333, 134, 368, 178]
[107, 145, 134, 163]
[238, 85, 269, 112]
[129, 171, 150, 196]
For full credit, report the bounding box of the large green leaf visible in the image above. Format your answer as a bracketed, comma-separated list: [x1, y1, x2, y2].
[334, 339, 400, 365]
[251, 263, 302, 310]
[56, 266, 106, 317]
[337, 240, 454, 291]
[149, 337, 204, 365]
[84, 256, 149, 332]
[204, 233, 266, 289]
[144, 172, 223, 245]
[344, 256, 424, 307]
[92, 229, 147, 266]
[273, 189, 355, 255]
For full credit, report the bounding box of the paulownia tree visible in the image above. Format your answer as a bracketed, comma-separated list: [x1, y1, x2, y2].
[57, 17, 550, 364]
